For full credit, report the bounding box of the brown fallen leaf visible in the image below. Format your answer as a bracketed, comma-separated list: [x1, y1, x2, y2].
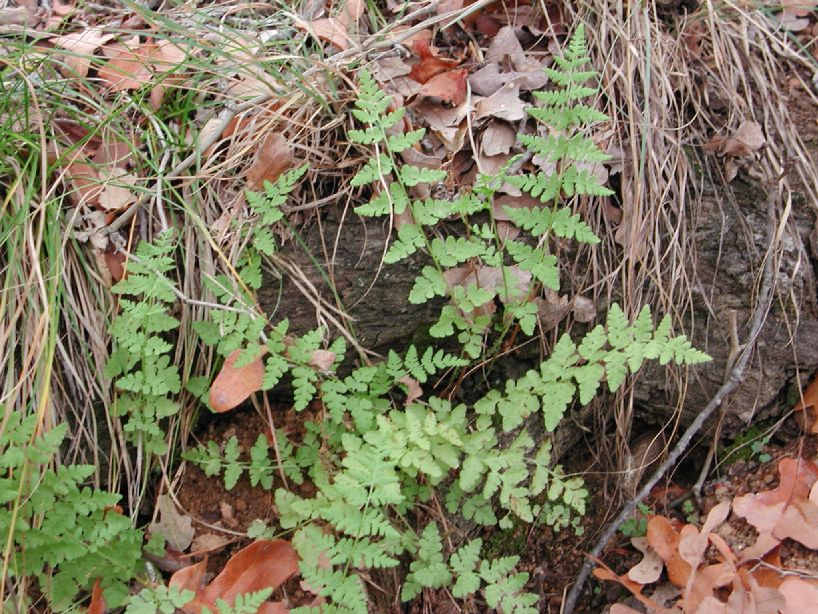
[197, 540, 299, 609]
[732, 457, 818, 549]
[87, 578, 105, 614]
[169, 559, 208, 594]
[417, 68, 468, 106]
[647, 515, 693, 587]
[779, 576, 818, 611]
[398, 375, 423, 406]
[149, 494, 195, 552]
[481, 120, 517, 156]
[51, 29, 114, 78]
[408, 38, 460, 84]
[64, 161, 102, 207]
[191, 533, 231, 554]
[247, 133, 293, 189]
[475, 82, 526, 122]
[98, 38, 155, 91]
[209, 348, 266, 413]
[97, 172, 137, 211]
[302, 17, 349, 51]
[628, 536, 664, 585]
[703, 121, 765, 158]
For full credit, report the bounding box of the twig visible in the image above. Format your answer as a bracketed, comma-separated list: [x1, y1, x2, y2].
[560, 187, 780, 614]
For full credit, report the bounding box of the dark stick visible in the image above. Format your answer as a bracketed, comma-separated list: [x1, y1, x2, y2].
[560, 188, 779, 614]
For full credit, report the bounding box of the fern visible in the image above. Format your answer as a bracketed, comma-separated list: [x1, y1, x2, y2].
[125, 585, 195, 614]
[202, 588, 274, 614]
[0, 410, 144, 611]
[105, 230, 180, 456]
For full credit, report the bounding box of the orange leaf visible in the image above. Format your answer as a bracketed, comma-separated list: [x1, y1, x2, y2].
[209, 349, 265, 413]
[246, 133, 293, 189]
[417, 69, 468, 107]
[87, 578, 105, 614]
[199, 540, 299, 606]
[408, 39, 460, 84]
[647, 515, 692, 587]
[732, 457, 818, 549]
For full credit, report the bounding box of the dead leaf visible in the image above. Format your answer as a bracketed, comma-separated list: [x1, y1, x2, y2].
[593, 558, 683, 613]
[98, 172, 137, 211]
[703, 121, 765, 158]
[418, 68, 468, 107]
[779, 576, 818, 611]
[301, 17, 349, 51]
[647, 515, 692, 587]
[0, 6, 34, 26]
[198, 540, 299, 607]
[51, 29, 114, 78]
[169, 559, 208, 594]
[628, 536, 664, 585]
[209, 348, 266, 413]
[98, 38, 155, 91]
[247, 132, 293, 189]
[475, 82, 526, 122]
[408, 38, 460, 84]
[399, 375, 423, 405]
[87, 578, 105, 614]
[780, 0, 814, 31]
[340, 0, 365, 24]
[191, 533, 231, 554]
[732, 457, 818, 549]
[370, 56, 412, 82]
[309, 350, 336, 371]
[150, 495, 196, 552]
[64, 161, 102, 207]
[481, 120, 517, 156]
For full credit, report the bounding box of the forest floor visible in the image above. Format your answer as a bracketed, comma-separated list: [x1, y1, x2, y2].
[2, 0, 818, 613]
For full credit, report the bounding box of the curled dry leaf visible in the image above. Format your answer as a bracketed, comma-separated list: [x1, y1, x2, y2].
[87, 578, 105, 614]
[209, 348, 266, 413]
[475, 82, 526, 122]
[408, 38, 460, 84]
[732, 457, 818, 549]
[647, 515, 693, 587]
[247, 132, 293, 189]
[149, 494, 196, 552]
[98, 38, 154, 91]
[398, 375, 423, 406]
[191, 533, 231, 554]
[628, 536, 664, 585]
[64, 161, 102, 207]
[703, 121, 765, 158]
[300, 17, 349, 51]
[418, 68, 468, 107]
[51, 29, 115, 78]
